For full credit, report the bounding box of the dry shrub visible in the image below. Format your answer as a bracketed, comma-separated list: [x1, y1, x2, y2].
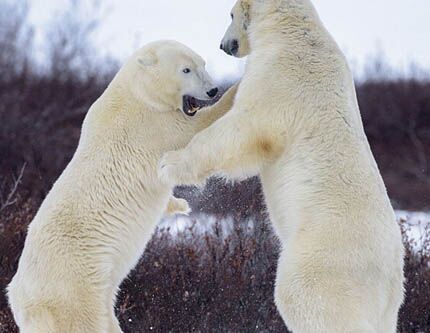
[116, 218, 286, 332]
[398, 219, 430, 333]
[1, 202, 429, 332]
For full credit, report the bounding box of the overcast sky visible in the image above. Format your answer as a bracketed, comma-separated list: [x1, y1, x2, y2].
[29, 0, 430, 81]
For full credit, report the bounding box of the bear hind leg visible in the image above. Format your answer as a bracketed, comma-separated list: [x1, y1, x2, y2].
[274, 250, 377, 333]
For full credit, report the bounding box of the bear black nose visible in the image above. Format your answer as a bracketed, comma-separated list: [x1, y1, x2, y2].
[221, 39, 239, 56]
[207, 88, 219, 98]
[220, 43, 224, 50]
[230, 39, 239, 55]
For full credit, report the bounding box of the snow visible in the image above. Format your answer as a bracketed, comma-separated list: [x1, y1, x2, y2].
[396, 210, 430, 250]
[160, 210, 430, 251]
[159, 213, 241, 238]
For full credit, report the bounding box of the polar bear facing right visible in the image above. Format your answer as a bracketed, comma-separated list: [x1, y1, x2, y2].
[159, 1, 405, 332]
[7, 40, 237, 333]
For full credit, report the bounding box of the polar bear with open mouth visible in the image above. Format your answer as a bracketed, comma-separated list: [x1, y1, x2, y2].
[7, 40, 237, 333]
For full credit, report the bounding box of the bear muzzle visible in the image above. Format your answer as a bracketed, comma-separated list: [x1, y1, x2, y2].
[221, 39, 239, 56]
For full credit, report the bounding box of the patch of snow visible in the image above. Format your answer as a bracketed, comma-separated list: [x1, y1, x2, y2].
[159, 210, 429, 251]
[396, 210, 429, 251]
[159, 213, 252, 238]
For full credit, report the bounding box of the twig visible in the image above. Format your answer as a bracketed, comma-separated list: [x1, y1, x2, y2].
[0, 162, 26, 212]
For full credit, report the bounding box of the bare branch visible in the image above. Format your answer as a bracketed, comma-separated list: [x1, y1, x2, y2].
[0, 163, 26, 212]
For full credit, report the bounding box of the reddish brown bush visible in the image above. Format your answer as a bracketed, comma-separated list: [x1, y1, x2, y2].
[398, 219, 430, 333]
[1, 197, 429, 332]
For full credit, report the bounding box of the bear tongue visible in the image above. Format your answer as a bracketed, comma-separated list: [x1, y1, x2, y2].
[189, 97, 198, 109]
[182, 96, 199, 116]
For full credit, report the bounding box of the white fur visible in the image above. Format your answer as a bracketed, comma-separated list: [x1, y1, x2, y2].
[7, 40, 237, 333]
[158, 1, 405, 332]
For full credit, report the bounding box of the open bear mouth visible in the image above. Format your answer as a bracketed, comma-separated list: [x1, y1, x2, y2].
[182, 95, 207, 117]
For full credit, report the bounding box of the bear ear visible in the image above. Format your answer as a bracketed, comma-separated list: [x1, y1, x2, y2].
[137, 50, 158, 68]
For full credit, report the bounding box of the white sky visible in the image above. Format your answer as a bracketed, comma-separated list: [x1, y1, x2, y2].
[29, 0, 430, 81]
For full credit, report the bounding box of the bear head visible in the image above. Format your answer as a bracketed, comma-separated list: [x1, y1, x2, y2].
[220, 0, 316, 58]
[123, 40, 218, 117]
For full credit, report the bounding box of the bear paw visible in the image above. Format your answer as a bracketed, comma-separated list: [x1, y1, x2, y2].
[158, 150, 197, 185]
[165, 197, 191, 216]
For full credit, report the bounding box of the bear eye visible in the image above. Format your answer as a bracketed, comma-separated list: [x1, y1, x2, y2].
[183, 68, 191, 74]
[231, 13, 234, 19]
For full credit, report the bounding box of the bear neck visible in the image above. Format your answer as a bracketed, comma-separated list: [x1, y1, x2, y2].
[111, 68, 177, 114]
[134, 85, 177, 114]
[250, 0, 329, 53]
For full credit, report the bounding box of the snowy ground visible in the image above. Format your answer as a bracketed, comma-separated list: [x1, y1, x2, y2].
[160, 210, 430, 250]
[159, 213, 245, 238]
[396, 210, 430, 250]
